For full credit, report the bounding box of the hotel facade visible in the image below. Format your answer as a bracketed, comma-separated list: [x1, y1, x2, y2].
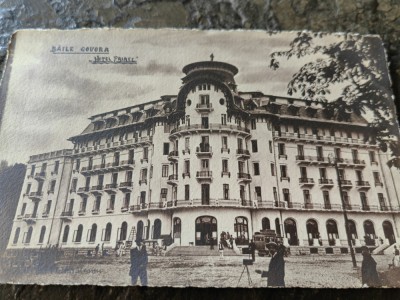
[7, 60, 400, 253]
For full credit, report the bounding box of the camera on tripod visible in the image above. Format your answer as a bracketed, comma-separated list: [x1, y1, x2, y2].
[243, 259, 253, 266]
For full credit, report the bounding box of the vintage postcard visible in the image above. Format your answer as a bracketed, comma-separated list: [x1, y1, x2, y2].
[0, 29, 399, 288]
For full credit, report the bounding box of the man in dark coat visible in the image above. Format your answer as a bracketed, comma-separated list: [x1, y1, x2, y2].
[129, 238, 148, 286]
[361, 246, 380, 287]
[249, 239, 256, 262]
[256, 243, 285, 287]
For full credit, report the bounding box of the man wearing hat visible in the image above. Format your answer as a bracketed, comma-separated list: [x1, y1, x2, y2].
[129, 237, 148, 286]
[255, 242, 285, 287]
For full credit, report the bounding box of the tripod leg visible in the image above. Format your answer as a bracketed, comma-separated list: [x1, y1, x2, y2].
[246, 265, 253, 286]
[237, 266, 246, 287]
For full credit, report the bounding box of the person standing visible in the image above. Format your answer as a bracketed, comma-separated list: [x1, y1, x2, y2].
[255, 243, 285, 287]
[129, 238, 148, 286]
[95, 244, 100, 257]
[218, 240, 224, 258]
[210, 237, 214, 250]
[361, 246, 380, 287]
[393, 245, 400, 268]
[249, 239, 256, 262]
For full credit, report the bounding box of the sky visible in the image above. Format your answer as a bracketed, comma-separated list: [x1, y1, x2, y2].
[0, 29, 376, 164]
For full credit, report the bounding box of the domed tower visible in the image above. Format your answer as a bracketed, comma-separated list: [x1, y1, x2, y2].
[167, 59, 253, 247]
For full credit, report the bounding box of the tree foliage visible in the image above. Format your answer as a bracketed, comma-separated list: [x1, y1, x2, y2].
[270, 32, 400, 168]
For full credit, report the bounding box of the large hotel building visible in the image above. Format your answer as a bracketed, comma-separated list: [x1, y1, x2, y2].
[7, 60, 400, 253]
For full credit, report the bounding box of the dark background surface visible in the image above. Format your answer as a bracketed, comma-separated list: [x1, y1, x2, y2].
[1, 0, 400, 298]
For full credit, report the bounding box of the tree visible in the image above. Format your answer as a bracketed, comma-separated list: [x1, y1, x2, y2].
[270, 32, 400, 168]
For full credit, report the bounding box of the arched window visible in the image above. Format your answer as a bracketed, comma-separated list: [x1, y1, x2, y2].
[173, 218, 181, 238]
[146, 220, 150, 240]
[275, 218, 281, 236]
[62, 225, 70, 243]
[284, 218, 298, 246]
[262, 217, 270, 230]
[76, 224, 83, 242]
[348, 220, 358, 240]
[363, 220, 376, 246]
[13, 227, 20, 244]
[120, 222, 127, 241]
[104, 223, 112, 242]
[25, 226, 33, 244]
[383, 221, 396, 245]
[137, 221, 144, 241]
[39, 226, 46, 243]
[153, 219, 162, 239]
[89, 223, 97, 242]
[234, 217, 248, 245]
[326, 219, 339, 246]
[306, 219, 319, 245]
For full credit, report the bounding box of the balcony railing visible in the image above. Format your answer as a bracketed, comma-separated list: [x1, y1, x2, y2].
[196, 144, 212, 156]
[170, 123, 250, 135]
[139, 179, 147, 185]
[119, 181, 133, 191]
[168, 174, 178, 181]
[299, 177, 314, 185]
[91, 185, 103, 192]
[34, 172, 46, 180]
[238, 173, 251, 181]
[356, 181, 370, 189]
[196, 171, 213, 180]
[92, 208, 100, 215]
[339, 180, 352, 187]
[319, 178, 334, 185]
[236, 149, 250, 159]
[168, 151, 179, 160]
[221, 147, 230, 153]
[273, 131, 369, 146]
[195, 103, 213, 112]
[61, 211, 73, 219]
[28, 191, 43, 200]
[77, 187, 90, 194]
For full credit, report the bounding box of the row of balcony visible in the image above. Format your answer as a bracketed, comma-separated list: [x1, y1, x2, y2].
[75, 181, 133, 195]
[295, 155, 366, 168]
[73, 136, 153, 154]
[256, 201, 398, 212]
[273, 131, 371, 146]
[297, 178, 375, 190]
[167, 171, 252, 185]
[80, 160, 135, 176]
[170, 123, 251, 136]
[167, 147, 250, 161]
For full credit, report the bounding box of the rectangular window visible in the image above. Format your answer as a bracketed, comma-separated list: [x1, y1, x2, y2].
[161, 188, 168, 201]
[270, 163, 275, 176]
[352, 149, 359, 162]
[338, 169, 345, 180]
[278, 143, 286, 157]
[124, 193, 131, 208]
[222, 136, 228, 150]
[297, 145, 304, 157]
[184, 160, 190, 174]
[335, 148, 341, 159]
[283, 188, 290, 203]
[373, 172, 381, 185]
[88, 157, 93, 169]
[323, 191, 331, 208]
[143, 147, 149, 160]
[201, 159, 209, 170]
[251, 140, 258, 153]
[26, 183, 31, 194]
[30, 165, 36, 176]
[185, 137, 190, 151]
[75, 159, 80, 171]
[319, 168, 327, 179]
[41, 163, 47, 173]
[303, 190, 311, 204]
[280, 165, 288, 178]
[221, 114, 227, 125]
[369, 151, 377, 164]
[222, 160, 228, 173]
[251, 119, 256, 130]
[49, 180, 56, 193]
[273, 187, 278, 202]
[21, 203, 27, 216]
[185, 185, 190, 201]
[114, 152, 120, 166]
[161, 165, 169, 177]
[300, 166, 307, 179]
[223, 184, 229, 200]
[269, 141, 272, 153]
[253, 163, 260, 176]
[163, 143, 170, 155]
[94, 196, 101, 211]
[378, 193, 386, 210]
[128, 149, 134, 164]
[316, 146, 323, 160]
[54, 161, 60, 174]
[255, 186, 262, 200]
[200, 94, 210, 104]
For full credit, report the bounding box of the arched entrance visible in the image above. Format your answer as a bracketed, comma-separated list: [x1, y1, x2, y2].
[234, 216, 249, 245]
[153, 219, 162, 239]
[363, 220, 376, 246]
[348, 220, 358, 245]
[326, 219, 339, 246]
[284, 218, 298, 246]
[383, 221, 396, 245]
[306, 219, 319, 246]
[119, 222, 127, 241]
[195, 216, 217, 246]
[262, 217, 270, 230]
[137, 221, 144, 241]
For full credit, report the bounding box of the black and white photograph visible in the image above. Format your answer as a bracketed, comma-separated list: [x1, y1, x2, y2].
[0, 28, 399, 288]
